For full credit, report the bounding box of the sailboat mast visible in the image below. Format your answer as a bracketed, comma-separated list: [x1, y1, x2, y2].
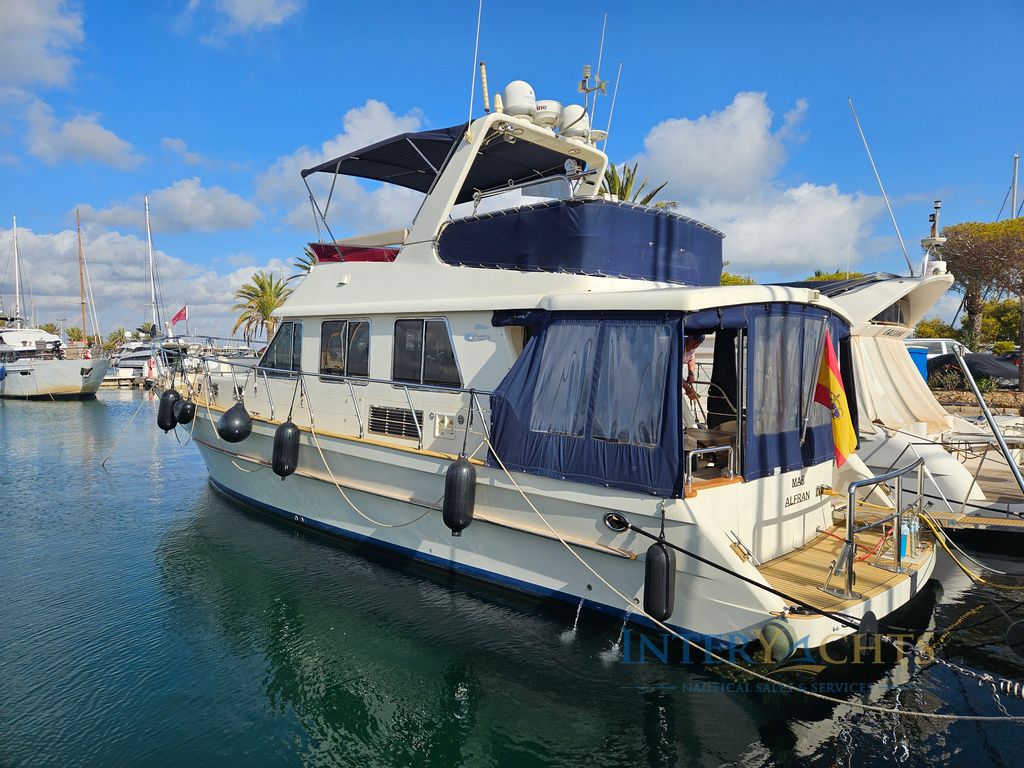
[144, 196, 160, 335]
[77, 208, 88, 345]
[12, 215, 22, 329]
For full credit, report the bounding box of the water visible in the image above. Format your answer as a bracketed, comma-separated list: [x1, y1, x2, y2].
[1, 391, 1023, 767]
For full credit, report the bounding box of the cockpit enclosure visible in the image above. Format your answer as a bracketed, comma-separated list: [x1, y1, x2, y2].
[488, 303, 855, 497]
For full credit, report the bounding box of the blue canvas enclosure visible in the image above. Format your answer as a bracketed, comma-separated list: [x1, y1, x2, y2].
[438, 198, 725, 286]
[488, 313, 686, 496]
[738, 305, 850, 481]
[487, 304, 854, 496]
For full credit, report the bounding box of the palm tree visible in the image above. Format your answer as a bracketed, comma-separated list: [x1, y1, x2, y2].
[289, 247, 317, 282]
[601, 162, 679, 209]
[66, 326, 84, 343]
[136, 322, 159, 340]
[40, 322, 59, 335]
[107, 327, 127, 347]
[231, 270, 293, 341]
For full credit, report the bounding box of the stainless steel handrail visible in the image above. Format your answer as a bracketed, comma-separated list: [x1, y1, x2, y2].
[685, 446, 734, 493]
[824, 457, 925, 600]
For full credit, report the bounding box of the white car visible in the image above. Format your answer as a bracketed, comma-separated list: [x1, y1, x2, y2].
[904, 337, 961, 359]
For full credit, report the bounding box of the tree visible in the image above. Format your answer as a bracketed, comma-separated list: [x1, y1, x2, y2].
[977, 299, 1020, 345]
[136, 322, 159, 340]
[290, 247, 317, 281]
[938, 222, 1004, 343]
[601, 162, 678, 209]
[107, 327, 127, 348]
[986, 218, 1024, 389]
[803, 269, 865, 282]
[914, 317, 957, 339]
[720, 261, 756, 286]
[66, 326, 83, 342]
[39, 322, 59, 335]
[231, 270, 293, 341]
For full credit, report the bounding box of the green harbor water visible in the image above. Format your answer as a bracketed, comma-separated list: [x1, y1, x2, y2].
[1, 391, 1022, 767]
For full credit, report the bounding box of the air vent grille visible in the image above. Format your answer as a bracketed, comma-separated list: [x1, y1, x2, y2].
[368, 405, 422, 439]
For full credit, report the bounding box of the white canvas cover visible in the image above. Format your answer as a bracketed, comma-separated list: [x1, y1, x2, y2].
[851, 335, 953, 436]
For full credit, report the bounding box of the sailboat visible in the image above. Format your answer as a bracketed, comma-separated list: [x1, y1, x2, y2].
[107, 197, 188, 385]
[0, 216, 111, 399]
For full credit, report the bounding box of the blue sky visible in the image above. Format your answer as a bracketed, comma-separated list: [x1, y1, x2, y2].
[0, 0, 1021, 340]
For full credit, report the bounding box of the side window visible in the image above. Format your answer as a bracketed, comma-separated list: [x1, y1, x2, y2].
[392, 319, 461, 387]
[320, 320, 370, 381]
[260, 321, 302, 375]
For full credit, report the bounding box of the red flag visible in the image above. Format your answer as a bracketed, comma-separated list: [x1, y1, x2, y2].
[171, 305, 188, 326]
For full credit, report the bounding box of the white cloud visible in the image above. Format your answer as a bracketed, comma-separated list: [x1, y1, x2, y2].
[82, 178, 263, 234]
[162, 137, 205, 165]
[256, 99, 424, 234]
[632, 92, 883, 280]
[0, 222, 285, 340]
[25, 99, 145, 169]
[0, 0, 83, 88]
[186, 0, 303, 38]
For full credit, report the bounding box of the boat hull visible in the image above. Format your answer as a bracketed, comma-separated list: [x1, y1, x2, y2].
[188, 407, 934, 652]
[0, 358, 111, 399]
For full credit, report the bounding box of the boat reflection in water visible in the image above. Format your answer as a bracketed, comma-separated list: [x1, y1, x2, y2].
[157, 491, 946, 766]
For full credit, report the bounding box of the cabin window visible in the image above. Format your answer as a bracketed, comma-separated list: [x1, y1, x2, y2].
[871, 299, 910, 326]
[529, 320, 671, 448]
[529, 323, 598, 437]
[392, 319, 461, 388]
[320, 320, 370, 381]
[260, 321, 302, 375]
[593, 323, 672, 446]
[752, 315, 830, 436]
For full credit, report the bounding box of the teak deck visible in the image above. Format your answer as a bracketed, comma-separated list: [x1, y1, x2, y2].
[757, 523, 931, 615]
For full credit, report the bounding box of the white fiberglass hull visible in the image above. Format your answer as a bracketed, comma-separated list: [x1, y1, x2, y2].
[0, 357, 111, 399]
[188, 408, 932, 651]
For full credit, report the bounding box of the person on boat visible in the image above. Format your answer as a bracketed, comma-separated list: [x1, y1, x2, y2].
[683, 333, 704, 400]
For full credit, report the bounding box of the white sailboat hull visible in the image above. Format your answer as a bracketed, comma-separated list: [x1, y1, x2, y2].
[0, 357, 111, 399]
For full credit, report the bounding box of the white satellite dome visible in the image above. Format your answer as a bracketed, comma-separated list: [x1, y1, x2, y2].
[502, 80, 536, 119]
[533, 100, 563, 128]
[559, 104, 590, 138]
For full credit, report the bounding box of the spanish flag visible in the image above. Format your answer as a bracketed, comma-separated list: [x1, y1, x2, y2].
[814, 330, 857, 466]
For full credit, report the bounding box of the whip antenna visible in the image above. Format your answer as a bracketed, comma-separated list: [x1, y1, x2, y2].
[465, 0, 484, 142]
[849, 97, 913, 275]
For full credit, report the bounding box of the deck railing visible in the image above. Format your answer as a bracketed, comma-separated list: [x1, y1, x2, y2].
[823, 457, 925, 600]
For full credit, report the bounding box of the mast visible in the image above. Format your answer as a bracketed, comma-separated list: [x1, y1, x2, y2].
[12, 215, 22, 329]
[144, 196, 160, 335]
[77, 208, 88, 345]
[1013, 153, 1019, 220]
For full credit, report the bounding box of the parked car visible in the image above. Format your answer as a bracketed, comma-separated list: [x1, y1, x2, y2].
[904, 337, 961, 360]
[1003, 349, 1021, 364]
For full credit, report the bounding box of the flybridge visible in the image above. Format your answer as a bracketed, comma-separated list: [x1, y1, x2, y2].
[302, 78, 725, 286]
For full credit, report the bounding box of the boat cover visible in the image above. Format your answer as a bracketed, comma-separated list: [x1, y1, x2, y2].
[438, 198, 724, 286]
[927, 352, 1020, 389]
[487, 304, 851, 495]
[853, 336, 953, 435]
[301, 123, 579, 205]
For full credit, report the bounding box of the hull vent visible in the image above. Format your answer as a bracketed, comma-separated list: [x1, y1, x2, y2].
[369, 405, 423, 439]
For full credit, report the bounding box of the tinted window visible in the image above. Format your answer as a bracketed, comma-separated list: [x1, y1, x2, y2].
[320, 320, 369, 380]
[260, 321, 302, 374]
[393, 319, 461, 387]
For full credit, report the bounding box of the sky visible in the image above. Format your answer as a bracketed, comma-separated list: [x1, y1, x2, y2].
[0, 0, 1021, 341]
